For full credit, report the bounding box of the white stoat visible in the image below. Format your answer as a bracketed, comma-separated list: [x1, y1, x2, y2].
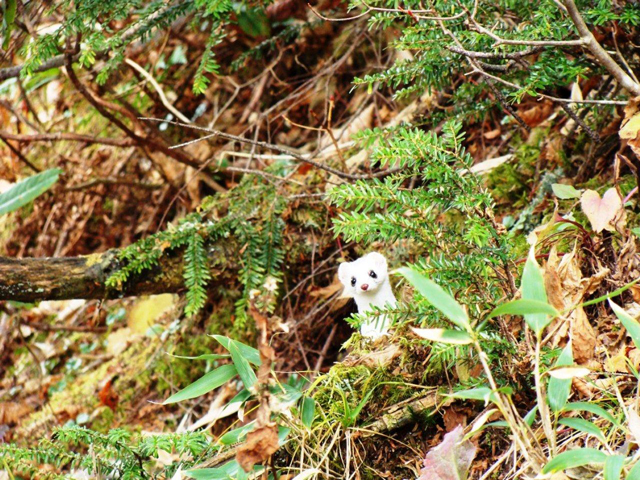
[337, 252, 397, 339]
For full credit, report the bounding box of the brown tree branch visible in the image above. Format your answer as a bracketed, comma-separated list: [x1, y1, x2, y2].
[0, 251, 186, 302]
[64, 48, 227, 193]
[0, 2, 175, 81]
[563, 0, 640, 97]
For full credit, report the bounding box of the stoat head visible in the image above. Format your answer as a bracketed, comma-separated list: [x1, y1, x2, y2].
[338, 252, 388, 297]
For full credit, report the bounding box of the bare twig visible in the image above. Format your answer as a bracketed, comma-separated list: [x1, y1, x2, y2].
[143, 118, 402, 181]
[0, 130, 136, 147]
[125, 58, 191, 124]
[558, 102, 600, 143]
[307, 4, 371, 22]
[0, 135, 41, 172]
[20, 319, 107, 333]
[65, 178, 163, 191]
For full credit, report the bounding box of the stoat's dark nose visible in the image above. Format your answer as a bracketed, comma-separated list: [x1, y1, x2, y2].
[361, 284, 369, 291]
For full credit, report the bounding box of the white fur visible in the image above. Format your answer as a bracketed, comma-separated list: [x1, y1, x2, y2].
[338, 252, 397, 339]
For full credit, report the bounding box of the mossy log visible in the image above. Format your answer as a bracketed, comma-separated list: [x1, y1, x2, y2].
[0, 250, 191, 302]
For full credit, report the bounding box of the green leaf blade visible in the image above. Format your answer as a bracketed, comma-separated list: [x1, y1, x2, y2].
[542, 448, 607, 474]
[609, 300, 640, 350]
[163, 364, 238, 404]
[212, 335, 261, 366]
[548, 343, 573, 412]
[489, 299, 558, 319]
[228, 340, 257, 390]
[558, 418, 605, 442]
[398, 267, 470, 331]
[301, 396, 315, 429]
[0, 168, 62, 216]
[521, 250, 552, 335]
[604, 454, 625, 480]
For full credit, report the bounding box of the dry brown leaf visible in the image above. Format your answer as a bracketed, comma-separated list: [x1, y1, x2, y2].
[581, 268, 610, 297]
[309, 280, 343, 299]
[236, 424, 279, 472]
[443, 407, 467, 432]
[343, 343, 401, 368]
[580, 189, 623, 233]
[483, 129, 501, 140]
[570, 307, 596, 364]
[631, 285, 640, 304]
[629, 349, 640, 371]
[0, 402, 31, 424]
[544, 253, 565, 311]
[518, 100, 554, 127]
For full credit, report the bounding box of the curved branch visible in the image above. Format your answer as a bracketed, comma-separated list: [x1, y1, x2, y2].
[563, 0, 640, 96]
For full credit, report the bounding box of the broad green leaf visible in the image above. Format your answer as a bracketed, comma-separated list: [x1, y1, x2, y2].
[487, 420, 509, 428]
[185, 460, 262, 480]
[564, 402, 618, 425]
[398, 267, 470, 331]
[542, 448, 607, 473]
[219, 421, 255, 445]
[163, 364, 237, 404]
[451, 387, 496, 404]
[167, 353, 230, 361]
[604, 454, 625, 480]
[524, 406, 538, 426]
[0, 168, 62, 216]
[558, 418, 605, 441]
[278, 426, 291, 445]
[548, 343, 573, 412]
[627, 460, 640, 480]
[212, 335, 261, 366]
[228, 341, 257, 390]
[488, 299, 559, 319]
[301, 396, 315, 429]
[411, 328, 473, 345]
[609, 300, 640, 350]
[521, 249, 552, 335]
[552, 183, 582, 199]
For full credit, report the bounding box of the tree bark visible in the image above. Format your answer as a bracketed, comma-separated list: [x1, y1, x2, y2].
[0, 250, 189, 302]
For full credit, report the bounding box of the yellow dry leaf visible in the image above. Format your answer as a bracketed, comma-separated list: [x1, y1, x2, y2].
[620, 100, 640, 157]
[606, 348, 628, 373]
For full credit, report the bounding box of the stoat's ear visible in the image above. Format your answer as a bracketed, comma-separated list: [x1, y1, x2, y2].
[365, 252, 388, 271]
[338, 261, 351, 286]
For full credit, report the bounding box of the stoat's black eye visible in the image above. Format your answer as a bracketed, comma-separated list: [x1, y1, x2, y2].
[369, 270, 377, 278]
[350, 277, 356, 286]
